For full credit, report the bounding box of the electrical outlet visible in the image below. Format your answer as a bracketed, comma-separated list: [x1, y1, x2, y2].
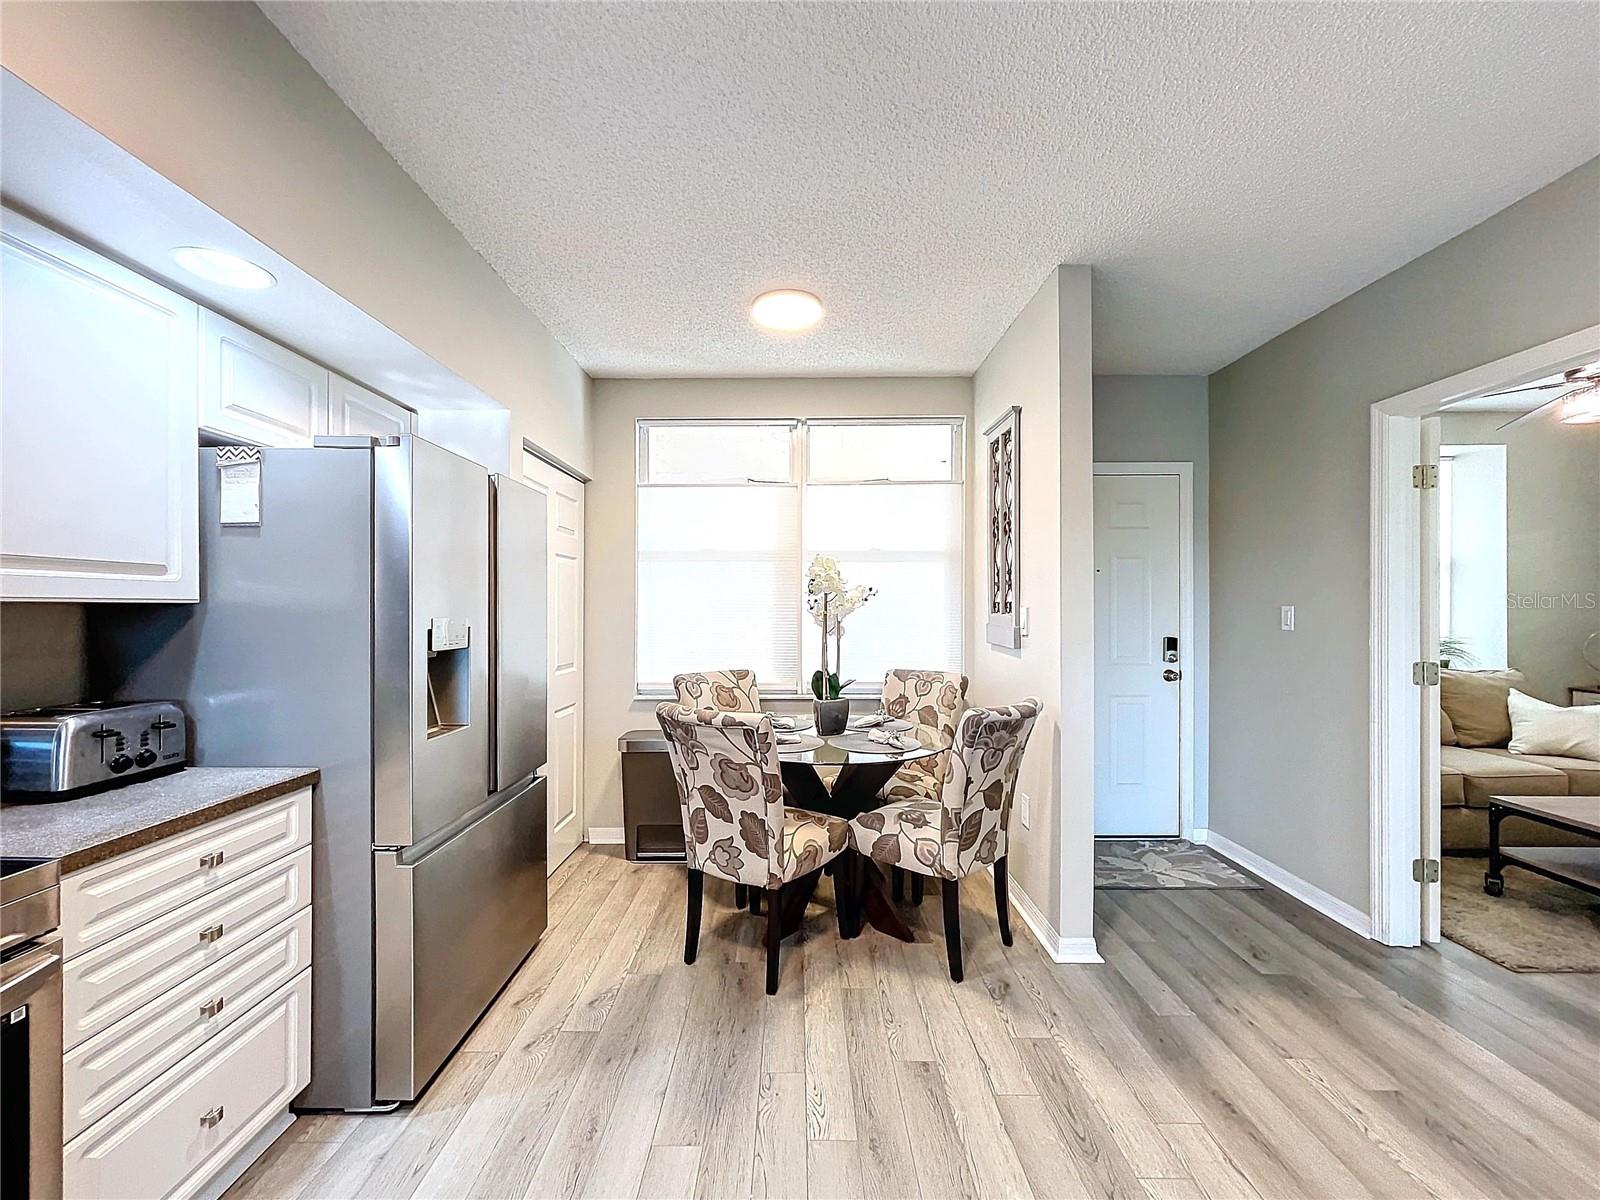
[1018, 790, 1031, 829]
[1281, 605, 1295, 631]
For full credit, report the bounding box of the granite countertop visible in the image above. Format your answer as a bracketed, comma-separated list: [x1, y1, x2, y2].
[0, 766, 318, 872]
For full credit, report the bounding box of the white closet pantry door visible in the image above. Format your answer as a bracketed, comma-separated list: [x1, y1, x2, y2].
[522, 453, 585, 871]
[1093, 473, 1183, 837]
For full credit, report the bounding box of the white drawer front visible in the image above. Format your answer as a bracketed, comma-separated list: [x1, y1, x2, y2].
[64, 906, 311, 1140]
[65, 968, 310, 1200]
[64, 847, 311, 1050]
[62, 787, 311, 959]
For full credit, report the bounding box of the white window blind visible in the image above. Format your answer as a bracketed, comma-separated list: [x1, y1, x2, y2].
[636, 417, 964, 696]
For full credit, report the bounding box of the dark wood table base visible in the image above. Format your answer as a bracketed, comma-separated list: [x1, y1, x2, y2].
[779, 758, 916, 943]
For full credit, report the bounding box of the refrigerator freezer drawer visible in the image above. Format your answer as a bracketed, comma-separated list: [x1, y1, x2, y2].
[373, 776, 548, 1102]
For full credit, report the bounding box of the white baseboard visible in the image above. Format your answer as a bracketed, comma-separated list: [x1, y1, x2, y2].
[1201, 830, 1372, 939]
[586, 827, 625, 846]
[1004, 870, 1103, 964]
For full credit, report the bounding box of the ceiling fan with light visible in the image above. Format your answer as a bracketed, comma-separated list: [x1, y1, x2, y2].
[1489, 361, 1600, 430]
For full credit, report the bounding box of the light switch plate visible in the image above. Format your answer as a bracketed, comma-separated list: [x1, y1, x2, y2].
[1281, 605, 1295, 631]
[1018, 790, 1031, 828]
[1020, 606, 1030, 637]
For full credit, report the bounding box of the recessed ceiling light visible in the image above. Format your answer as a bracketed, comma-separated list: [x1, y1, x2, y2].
[751, 289, 823, 332]
[172, 247, 277, 290]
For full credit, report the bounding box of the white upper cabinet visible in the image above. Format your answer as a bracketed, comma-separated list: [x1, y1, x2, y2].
[1, 209, 200, 602]
[201, 312, 329, 447]
[330, 372, 415, 438]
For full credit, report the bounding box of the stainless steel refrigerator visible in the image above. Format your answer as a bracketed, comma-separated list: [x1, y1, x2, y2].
[92, 436, 549, 1111]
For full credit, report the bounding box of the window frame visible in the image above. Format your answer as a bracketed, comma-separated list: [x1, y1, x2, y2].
[634, 414, 967, 699]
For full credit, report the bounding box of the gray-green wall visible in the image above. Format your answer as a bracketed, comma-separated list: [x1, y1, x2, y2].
[1208, 158, 1600, 913]
[1439, 410, 1600, 706]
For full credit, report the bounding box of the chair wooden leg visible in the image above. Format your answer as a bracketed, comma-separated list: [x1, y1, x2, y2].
[994, 856, 1013, 947]
[750, 888, 762, 916]
[735, 882, 747, 909]
[765, 888, 782, 995]
[685, 869, 704, 965]
[892, 865, 904, 902]
[911, 874, 924, 905]
[941, 877, 963, 982]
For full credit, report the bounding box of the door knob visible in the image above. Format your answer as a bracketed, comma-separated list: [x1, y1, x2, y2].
[1162, 669, 1181, 682]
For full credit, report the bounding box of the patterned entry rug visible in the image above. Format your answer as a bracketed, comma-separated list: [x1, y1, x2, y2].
[1094, 839, 1260, 890]
[1441, 855, 1600, 973]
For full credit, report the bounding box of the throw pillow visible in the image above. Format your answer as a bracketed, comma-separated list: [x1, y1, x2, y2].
[1440, 706, 1458, 746]
[1507, 689, 1600, 761]
[1439, 668, 1526, 748]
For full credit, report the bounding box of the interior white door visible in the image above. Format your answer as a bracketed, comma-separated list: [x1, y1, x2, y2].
[1093, 473, 1183, 837]
[1420, 417, 1443, 943]
[521, 453, 585, 871]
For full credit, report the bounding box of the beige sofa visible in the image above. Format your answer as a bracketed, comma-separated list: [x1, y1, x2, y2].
[1440, 668, 1600, 851]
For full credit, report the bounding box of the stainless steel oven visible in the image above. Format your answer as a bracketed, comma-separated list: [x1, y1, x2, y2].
[1, 857, 62, 1200]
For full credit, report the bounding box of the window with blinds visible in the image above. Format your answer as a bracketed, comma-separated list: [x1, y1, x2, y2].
[635, 417, 964, 696]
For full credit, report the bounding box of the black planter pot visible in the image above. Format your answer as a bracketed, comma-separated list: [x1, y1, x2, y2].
[814, 698, 849, 736]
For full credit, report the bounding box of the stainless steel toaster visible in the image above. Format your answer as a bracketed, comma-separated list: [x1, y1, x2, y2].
[0, 701, 187, 796]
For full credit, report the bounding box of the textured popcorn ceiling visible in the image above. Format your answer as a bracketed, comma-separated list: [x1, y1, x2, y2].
[263, 1, 1599, 377]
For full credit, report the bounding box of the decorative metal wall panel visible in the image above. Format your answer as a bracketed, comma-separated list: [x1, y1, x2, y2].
[985, 406, 1022, 648]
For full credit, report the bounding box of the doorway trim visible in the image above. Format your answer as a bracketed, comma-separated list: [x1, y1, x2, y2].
[1368, 325, 1600, 946]
[1092, 461, 1198, 840]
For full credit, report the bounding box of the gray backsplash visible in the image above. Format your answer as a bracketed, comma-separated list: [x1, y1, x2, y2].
[1, 602, 88, 710]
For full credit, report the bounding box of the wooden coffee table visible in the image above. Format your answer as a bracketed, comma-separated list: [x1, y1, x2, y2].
[1485, 795, 1600, 898]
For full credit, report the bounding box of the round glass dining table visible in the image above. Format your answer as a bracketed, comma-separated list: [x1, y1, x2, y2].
[772, 726, 947, 943]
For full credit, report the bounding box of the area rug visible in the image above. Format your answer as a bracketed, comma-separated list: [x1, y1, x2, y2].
[1441, 855, 1600, 972]
[1094, 839, 1260, 890]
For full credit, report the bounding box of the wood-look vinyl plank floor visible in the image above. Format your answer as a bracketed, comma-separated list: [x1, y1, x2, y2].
[229, 847, 1600, 1200]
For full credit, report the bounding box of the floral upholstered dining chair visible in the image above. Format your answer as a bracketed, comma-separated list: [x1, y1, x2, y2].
[673, 669, 762, 713]
[672, 670, 768, 911]
[655, 703, 850, 994]
[849, 697, 1041, 982]
[878, 669, 968, 901]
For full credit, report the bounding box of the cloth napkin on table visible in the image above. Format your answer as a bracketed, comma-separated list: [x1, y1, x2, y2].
[849, 712, 890, 730]
[767, 714, 804, 731]
[867, 728, 918, 752]
[776, 731, 803, 745]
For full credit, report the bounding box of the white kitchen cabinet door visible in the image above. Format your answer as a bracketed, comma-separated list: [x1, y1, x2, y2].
[200, 311, 328, 446]
[330, 373, 415, 438]
[0, 209, 200, 602]
[64, 970, 310, 1200]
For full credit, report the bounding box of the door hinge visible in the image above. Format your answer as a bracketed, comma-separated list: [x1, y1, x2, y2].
[1412, 858, 1440, 884]
[1412, 464, 1439, 489]
[1412, 660, 1440, 686]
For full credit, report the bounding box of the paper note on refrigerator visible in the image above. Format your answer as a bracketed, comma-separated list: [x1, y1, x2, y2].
[216, 446, 262, 526]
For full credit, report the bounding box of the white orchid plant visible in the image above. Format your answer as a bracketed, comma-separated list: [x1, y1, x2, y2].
[806, 554, 876, 700]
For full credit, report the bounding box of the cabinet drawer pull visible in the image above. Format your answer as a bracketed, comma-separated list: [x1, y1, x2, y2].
[198, 850, 226, 869]
[199, 996, 225, 1019]
[200, 1106, 225, 1128]
[197, 924, 224, 944]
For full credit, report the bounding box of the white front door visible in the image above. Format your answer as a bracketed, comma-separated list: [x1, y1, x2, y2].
[1093, 473, 1183, 836]
[522, 453, 585, 872]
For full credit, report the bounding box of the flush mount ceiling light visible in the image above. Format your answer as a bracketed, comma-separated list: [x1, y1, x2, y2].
[1559, 380, 1600, 424]
[172, 247, 277, 290]
[751, 289, 823, 332]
